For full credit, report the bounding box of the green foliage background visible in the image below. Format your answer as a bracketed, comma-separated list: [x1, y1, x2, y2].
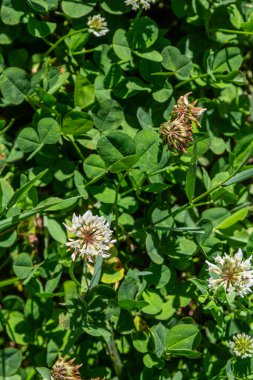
[0, 0, 253, 379]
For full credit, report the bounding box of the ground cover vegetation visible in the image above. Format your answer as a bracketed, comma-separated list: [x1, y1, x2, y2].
[1, 0, 253, 379]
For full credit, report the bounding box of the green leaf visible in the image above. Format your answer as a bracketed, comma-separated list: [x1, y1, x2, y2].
[97, 131, 136, 165]
[47, 218, 67, 244]
[0, 196, 81, 233]
[27, 17, 56, 38]
[224, 168, 253, 186]
[17, 118, 61, 158]
[43, 67, 69, 95]
[215, 70, 247, 86]
[228, 4, 244, 29]
[13, 253, 33, 279]
[0, 67, 30, 105]
[0, 348, 22, 377]
[162, 46, 192, 79]
[128, 17, 159, 49]
[61, 0, 96, 17]
[134, 50, 163, 62]
[6, 311, 34, 344]
[83, 154, 107, 179]
[0, 179, 14, 211]
[134, 130, 161, 172]
[74, 74, 95, 109]
[113, 29, 132, 61]
[26, 0, 48, 12]
[150, 323, 168, 358]
[1, 0, 25, 25]
[146, 233, 164, 264]
[212, 47, 243, 73]
[93, 99, 124, 131]
[36, 368, 51, 380]
[109, 155, 140, 173]
[90, 255, 103, 289]
[166, 324, 201, 356]
[99, 0, 129, 14]
[0, 169, 48, 217]
[62, 111, 93, 135]
[215, 207, 248, 230]
[142, 290, 163, 315]
[73, 171, 88, 198]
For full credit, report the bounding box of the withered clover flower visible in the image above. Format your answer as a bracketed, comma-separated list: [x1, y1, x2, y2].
[206, 249, 253, 297]
[87, 14, 109, 37]
[160, 116, 193, 153]
[172, 92, 207, 128]
[64, 211, 116, 262]
[125, 0, 156, 10]
[160, 92, 206, 153]
[51, 356, 82, 380]
[229, 333, 253, 359]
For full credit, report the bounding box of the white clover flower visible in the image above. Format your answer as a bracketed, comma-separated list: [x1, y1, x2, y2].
[229, 333, 253, 359]
[87, 14, 109, 37]
[125, 0, 156, 11]
[206, 249, 253, 297]
[64, 211, 115, 262]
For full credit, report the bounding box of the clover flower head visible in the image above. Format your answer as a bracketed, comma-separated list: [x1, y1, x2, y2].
[229, 333, 253, 359]
[160, 116, 193, 153]
[51, 356, 82, 380]
[64, 210, 115, 262]
[206, 249, 253, 297]
[125, 0, 156, 10]
[87, 14, 109, 37]
[172, 92, 207, 128]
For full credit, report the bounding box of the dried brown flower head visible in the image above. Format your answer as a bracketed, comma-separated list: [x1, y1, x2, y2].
[159, 92, 206, 153]
[160, 116, 193, 153]
[51, 356, 82, 380]
[172, 92, 206, 128]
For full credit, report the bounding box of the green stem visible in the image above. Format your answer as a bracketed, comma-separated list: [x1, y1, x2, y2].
[67, 136, 85, 160]
[151, 71, 176, 77]
[69, 262, 81, 289]
[135, 8, 143, 20]
[217, 28, 253, 36]
[175, 73, 209, 89]
[44, 28, 88, 58]
[72, 48, 98, 56]
[0, 277, 18, 288]
[0, 118, 15, 135]
[106, 332, 123, 377]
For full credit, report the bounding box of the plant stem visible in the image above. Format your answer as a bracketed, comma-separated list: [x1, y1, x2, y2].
[175, 73, 209, 89]
[72, 48, 98, 56]
[217, 28, 253, 36]
[69, 262, 81, 289]
[67, 136, 85, 160]
[106, 332, 123, 377]
[0, 277, 18, 288]
[0, 118, 15, 135]
[44, 28, 88, 58]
